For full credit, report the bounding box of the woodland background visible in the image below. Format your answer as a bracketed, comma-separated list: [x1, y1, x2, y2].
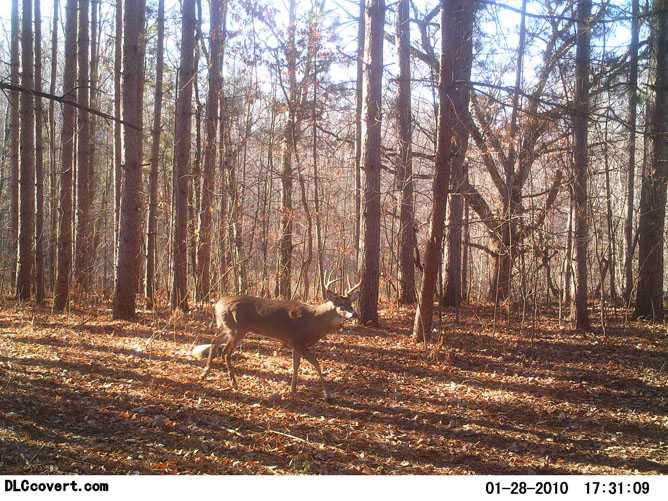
[0, 0, 667, 475]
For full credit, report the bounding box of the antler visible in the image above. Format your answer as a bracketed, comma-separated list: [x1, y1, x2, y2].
[323, 270, 342, 292]
[345, 278, 361, 297]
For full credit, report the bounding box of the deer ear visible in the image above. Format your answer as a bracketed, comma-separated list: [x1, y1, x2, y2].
[325, 289, 339, 302]
[347, 289, 360, 303]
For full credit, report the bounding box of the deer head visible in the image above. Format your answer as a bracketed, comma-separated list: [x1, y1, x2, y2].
[323, 272, 361, 320]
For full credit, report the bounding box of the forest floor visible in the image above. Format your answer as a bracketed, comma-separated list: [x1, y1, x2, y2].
[0, 297, 667, 474]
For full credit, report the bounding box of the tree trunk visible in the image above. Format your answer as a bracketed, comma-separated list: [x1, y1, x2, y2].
[396, 0, 416, 305]
[74, 0, 91, 290]
[489, 227, 513, 303]
[624, 0, 640, 305]
[573, 0, 591, 330]
[48, 0, 59, 293]
[53, 0, 77, 312]
[218, 92, 228, 294]
[277, 0, 297, 299]
[171, 0, 196, 311]
[113, 0, 122, 272]
[635, 0, 668, 321]
[358, 0, 385, 325]
[16, 0, 35, 300]
[196, 0, 225, 302]
[145, 0, 165, 309]
[563, 185, 574, 305]
[8, 0, 20, 288]
[354, 0, 365, 270]
[112, 0, 146, 319]
[461, 193, 470, 302]
[89, 0, 99, 275]
[34, 0, 45, 304]
[413, 0, 475, 341]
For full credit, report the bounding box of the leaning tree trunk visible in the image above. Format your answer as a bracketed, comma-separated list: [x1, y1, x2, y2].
[171, 0, 196, 311]
[75, 0, 91, 290]
[573, 0, 592, 330]
[635, 0, 668, 321]
[196, 0, 225, 302]
[396, 0, 416, 305]
[358, 0, 386, 325]
[413, 0, 475, 341]
[112, 0, 146, 319]
[34, 0, 45, 304]
[145, 0, 165, 309]
[53, 0, 78, 312]
[16, 0, 35, 300]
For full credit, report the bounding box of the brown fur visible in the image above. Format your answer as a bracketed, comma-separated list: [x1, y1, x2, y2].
[201, 291, 358, 401]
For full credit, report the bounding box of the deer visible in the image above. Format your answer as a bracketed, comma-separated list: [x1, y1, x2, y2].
[199, 274, 361, 402]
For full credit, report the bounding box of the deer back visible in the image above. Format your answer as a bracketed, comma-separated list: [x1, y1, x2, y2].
[214, 296, 342, 347]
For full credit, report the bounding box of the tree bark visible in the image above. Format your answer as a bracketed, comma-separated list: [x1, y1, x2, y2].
[8, 0, 20, 288]
[413, 0, 475, 341]
[16, 0, 35, 300]
[354, 0, 365, 270]
[171, 0, 196, 311]
[635, 0, 668, 321]
[624, 0, 640, 305]
[74, 0, 91, 290]
[573, 0, 591, 330]
[48, 0, 58, 293]
[396, 0, 416, 305]
[358, 0, 386, 325]
[277, 0, 298, 299]
[112, 0, 146, 319]
[113, 0, 122, 272]
[53, 0, 77, 312]
[145, 0, 165, 309]
[196, 0, 225, 302]
[218, 91, 228, 294]
[34, 0, 45, 304]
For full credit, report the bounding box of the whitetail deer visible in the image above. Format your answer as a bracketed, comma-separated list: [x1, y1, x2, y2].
[200, 275, 360, 402]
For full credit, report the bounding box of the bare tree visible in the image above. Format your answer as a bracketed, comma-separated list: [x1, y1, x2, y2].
[277, 0, 298, 299]
[171, 0, 196, 311]
[635, 0, 668, 321]
[145, 0, 165, 309]
[196, 0, 225, 302]
[74, 0, 91, 289]
[112, 0, 146, 319]
[396, 0, 416, 305]
[358, 0, 385, 325]
[53, 0, 77, 312]
[624, 0, 640, 305]
[413, 0, 475, 341]
[8, 0, 20, 288]
[34, 0, 45, 303]
[113, 0, 122, 269]
[47, 0, 59, 292]
[354, 0, 365, 269]
[16, 0, 35, 300]
[573, 0, 591, 330]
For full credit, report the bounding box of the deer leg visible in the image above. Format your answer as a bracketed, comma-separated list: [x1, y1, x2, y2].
[297, 347, 331, 401]
[290, 349, 301, 393]
[201, 333, 227, 379]
[223, 333, 240, 390]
